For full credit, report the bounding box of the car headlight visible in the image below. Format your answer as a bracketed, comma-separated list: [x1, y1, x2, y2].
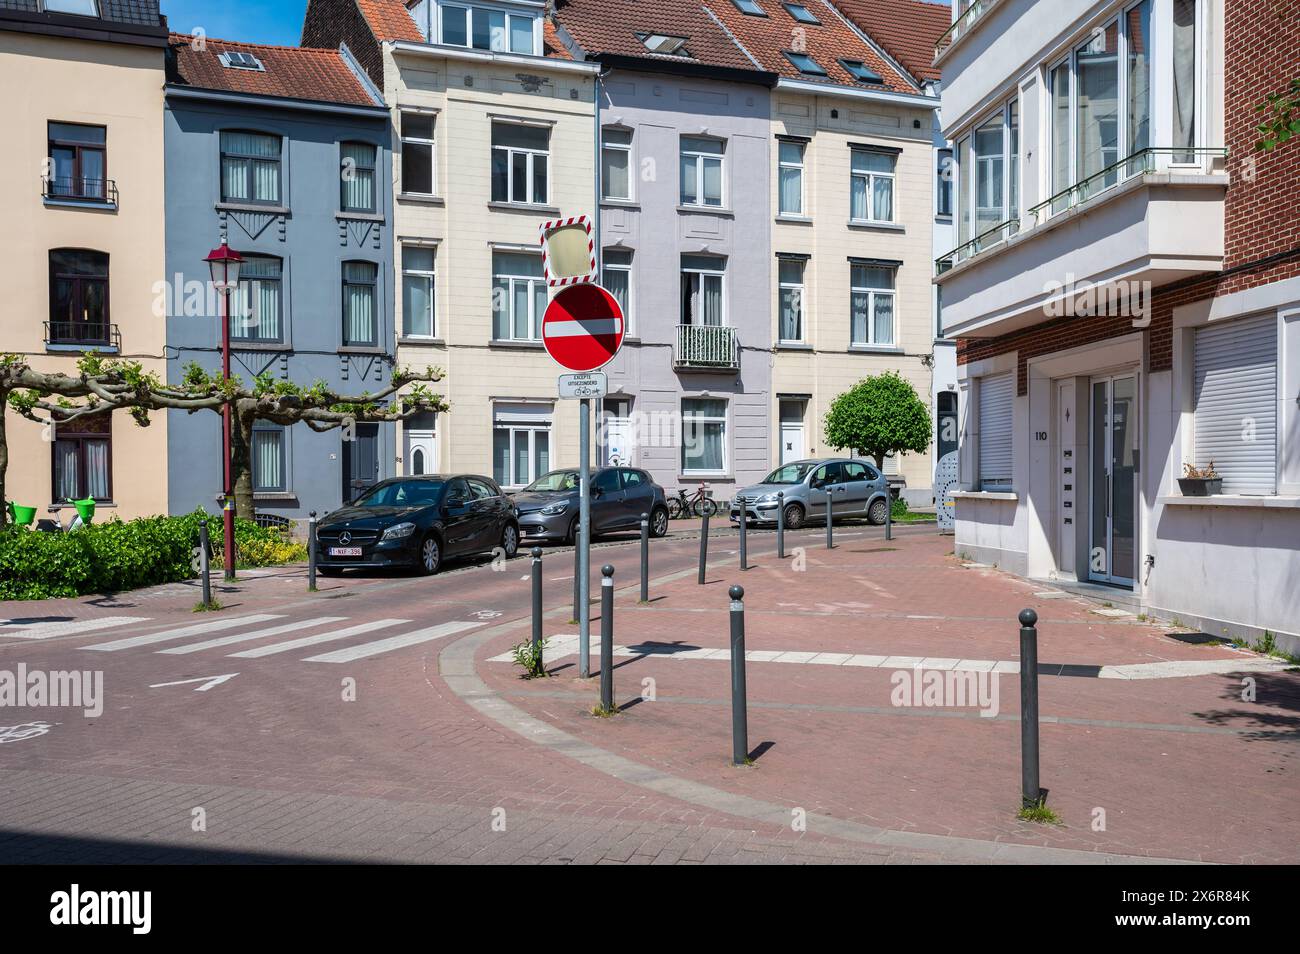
[540, 502, 569, 515]
[381, 522, 417, 540]
[757, 495, 780, 508]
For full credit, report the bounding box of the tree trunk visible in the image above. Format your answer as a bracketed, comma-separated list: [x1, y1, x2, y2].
[232, 406, 255, 521]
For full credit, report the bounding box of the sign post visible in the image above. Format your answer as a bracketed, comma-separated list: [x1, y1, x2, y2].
[539, 215, 623, 681]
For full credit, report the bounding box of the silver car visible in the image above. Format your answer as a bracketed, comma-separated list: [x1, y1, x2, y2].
[730, 458, 891, 529]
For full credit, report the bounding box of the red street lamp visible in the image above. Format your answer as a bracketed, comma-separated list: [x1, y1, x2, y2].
[204, 240, 244, 581]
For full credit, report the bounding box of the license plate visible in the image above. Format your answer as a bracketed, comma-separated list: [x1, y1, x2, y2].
[329, 547, 362, 557]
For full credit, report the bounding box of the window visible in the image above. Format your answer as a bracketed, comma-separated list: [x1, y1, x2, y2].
[977, 373, 1014, 490]
[220, 131, 281, 205]
[937, 147, 953, 217]
[850, 148, 894, 223]
[52, 413, 110, 503]
[340, 142, 376, 213]
[43, 0, 99, 15]
[230, 255, 282, 343]
[778, 139, 805, 215]
[1193, 315, 1277, 495]
[219, 50, 264, 71]
[681, 255, 725, 326]
[601, 127, 632, 200]
[493, 403, 551, 488]
[840, 59, 883, 84]
[783, 2, 820, 24]
[957, 98, 1018, 242]
[48, 249, 109, 345]
[491, 123, 549, 205]
[493, 250, 547, 341]
[850, 263, 895, 346]
[602, 249, 632, 332]
[440, 5, 536, 54]
[681, 398, 727, 475]
[732, 0, 765, 13]
[1172, 0, 1197, 161]
[680, 136, 724, 207]
[1076, 24, 1120, 186]
[252, 425, 286, 493]
[47, 122, 106, 200]
[638, 33, 688, 56]
[402, 246, 436, 338]
[342, 261, 378, 347]
[784, 51, 826, 76]
[401, 112, 435, 195]
[778, 257, 805, 342]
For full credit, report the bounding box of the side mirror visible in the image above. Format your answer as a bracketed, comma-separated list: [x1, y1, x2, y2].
[592, 486, 603, 498]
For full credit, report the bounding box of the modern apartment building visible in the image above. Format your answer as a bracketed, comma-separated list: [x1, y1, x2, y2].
[303, 0, 600, 493]
[163, 34, 396, 519]
[0, 0, 169, 521]
[936, 0, 1300, 649]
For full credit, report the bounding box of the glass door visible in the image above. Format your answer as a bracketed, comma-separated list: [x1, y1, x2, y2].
[1089, 376, 1136, 586]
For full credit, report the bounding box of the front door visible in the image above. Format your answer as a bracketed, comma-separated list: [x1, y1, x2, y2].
[342, 423, 380, 505]
[602, 399, 633, 466]
[779, 400, 806, 464]
[405, 430, 436, 476]
[1089, 375, 1136, 587]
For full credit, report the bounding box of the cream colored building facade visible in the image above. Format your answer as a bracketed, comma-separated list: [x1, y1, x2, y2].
[1, 13, 168, 521]
[769, 81, 937, 503]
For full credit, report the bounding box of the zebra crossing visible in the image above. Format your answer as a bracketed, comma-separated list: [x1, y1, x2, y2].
[66, 613, 484, 665]
[0, 616, 153, 641]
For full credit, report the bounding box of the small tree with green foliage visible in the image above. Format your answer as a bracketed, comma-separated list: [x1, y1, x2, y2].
[823, 372, 932, 471]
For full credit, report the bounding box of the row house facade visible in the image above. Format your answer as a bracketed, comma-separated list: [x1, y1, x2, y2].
[1, 0, 169, 521]
[936, 0, 1300, 650]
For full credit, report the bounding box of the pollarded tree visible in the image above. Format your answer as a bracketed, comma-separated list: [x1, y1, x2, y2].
[823, 371, 932, 472]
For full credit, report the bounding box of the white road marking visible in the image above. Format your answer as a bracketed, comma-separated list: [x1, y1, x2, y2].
[1099, 658, 1292, 679]
[302, 619, 483, 663]
[157, 617, 348, 655]
[149, 673, 239, 692]
[83, 614, 284, 652]
[0, 616, 152, 640]
[228, 619, 409, 658]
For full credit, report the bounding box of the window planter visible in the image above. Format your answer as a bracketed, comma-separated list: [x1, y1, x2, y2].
[1176, 477, 1222, 497]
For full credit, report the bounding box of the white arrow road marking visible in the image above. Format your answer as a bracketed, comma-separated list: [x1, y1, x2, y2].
[303, 619, 483, 664]
[149, 673, 239, 692]
[157, 617, 348, 655]
[0, 617, 152, 640]
[83, 614, 284, 652]
[228, 619, 409, 658]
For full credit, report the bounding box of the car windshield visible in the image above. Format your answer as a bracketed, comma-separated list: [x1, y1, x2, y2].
[354, 480, 444, 507]
[762, 462, 817, 484]
[524, 471, 579, 492]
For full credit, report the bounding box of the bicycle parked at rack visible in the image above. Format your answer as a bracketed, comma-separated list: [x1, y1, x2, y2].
[667, 485, 718, 519]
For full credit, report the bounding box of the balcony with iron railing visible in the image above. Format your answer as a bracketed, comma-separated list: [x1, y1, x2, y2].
[674, 324, 739, 372]
[44, 321, 121, 353]
[42, 176, 119, 207]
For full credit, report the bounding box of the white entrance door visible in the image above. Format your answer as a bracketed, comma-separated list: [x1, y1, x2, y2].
[602, 399, 633, 466]
[779, 400, 806, 463]
[404, 430, 436, 476]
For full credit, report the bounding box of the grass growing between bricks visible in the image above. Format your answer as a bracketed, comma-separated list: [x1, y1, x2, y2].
[1017, 799, 1062, 825]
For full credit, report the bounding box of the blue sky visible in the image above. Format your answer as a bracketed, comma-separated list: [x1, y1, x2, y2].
[162, 0, 308, 47]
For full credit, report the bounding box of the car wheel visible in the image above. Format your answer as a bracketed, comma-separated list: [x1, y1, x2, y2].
[867, 497, 889, 526]
[500, 523, 519, 559]
[650, 507, 669, 538]
[565, 516, 579, 545]
[783, 502, 805, 530]
[417, 534, 442, 575]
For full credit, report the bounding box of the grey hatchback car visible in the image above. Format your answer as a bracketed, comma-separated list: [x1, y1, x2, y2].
[513, 466, 670, 543]
[730, 458, 890, 529]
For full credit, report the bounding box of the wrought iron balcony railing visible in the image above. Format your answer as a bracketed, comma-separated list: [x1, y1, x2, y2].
[674, 324, 738, 371]
[42, 176, 118, 205]
[44, 321, 120, 351]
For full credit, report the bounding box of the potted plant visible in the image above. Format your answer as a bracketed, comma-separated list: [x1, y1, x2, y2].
[1178, 461, 1222, 496]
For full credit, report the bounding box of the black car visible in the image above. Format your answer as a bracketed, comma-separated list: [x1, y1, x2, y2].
[512, 466, 670, 543]
[315, 475, 519, 575]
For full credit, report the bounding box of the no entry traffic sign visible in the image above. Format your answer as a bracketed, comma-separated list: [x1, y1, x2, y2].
[541, 283, 625, 373]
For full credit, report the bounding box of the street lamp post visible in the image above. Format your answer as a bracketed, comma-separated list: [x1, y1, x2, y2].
[204, 241, 244, 581]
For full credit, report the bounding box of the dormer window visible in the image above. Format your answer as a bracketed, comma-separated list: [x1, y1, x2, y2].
[840, 59, 883, 84]
[43, 0, 100, 16]
[439, 3, 537, 56]
[219, 51, 265, 71]
[638, 33, 689, 56]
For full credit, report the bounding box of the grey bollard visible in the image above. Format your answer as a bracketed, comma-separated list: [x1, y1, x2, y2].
[776, 491, 785, 559]
[531, 547, 544, 676]
[1019, 608, 1041, 808]
[198, 519, 212, 605]
[599, 565, 615, 711]
[697, 508, 710, 585]
[307, 511, 317, 591]
[825, 494, 834, 549]
[738, 500, 748, 571]
[729, 585, 749, 765]
[639, 512, 649, 603]
[885, 490, 893, 541]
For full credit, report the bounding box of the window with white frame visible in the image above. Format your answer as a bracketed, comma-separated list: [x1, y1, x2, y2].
[680, 254, 725, 326]
[850, 262, 895, 346]
[492, 403, 551, 488]
[680, 136, 724, 207]
[252, 424, 287, 493]
[1193, 314, 1278, 495]
[681, 398, 728, 475]
[602, 249, 632, 333]
[778, 139, 805, 215]
[491, 122, 549, 205]
[850, 147, 894, 223]
[977, 372, 1014, 490]
[400, 111, 435, 195]
[492, 250, 547, 340]
[440, 4, 537, 55]
[402, 245, 436, 338]
[955, 98, 1018, 247]
[777, 257, 805, 343]
[602, 127, 632, 201]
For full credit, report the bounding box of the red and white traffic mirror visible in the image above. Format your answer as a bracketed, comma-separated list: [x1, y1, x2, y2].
[541, 284, 625, 372]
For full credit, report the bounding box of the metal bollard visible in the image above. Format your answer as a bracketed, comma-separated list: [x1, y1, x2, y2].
[1019, 608, 1041, 808]
[885, 491, 893, 541]
[776, 491, 785, 559]
[599, 565, 615, 711]
[738, 501, 748, 571]
[198, 519, 212, 606]
[307, 511, 317, 591]
[639, 512, 649, 603]
[530, 547, 544, 676]
[825, 494, 834, 549]
[697, 507, 710, 584]
[729, 585, 749, 765]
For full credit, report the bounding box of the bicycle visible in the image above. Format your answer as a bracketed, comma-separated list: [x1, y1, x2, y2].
[667, 485, 718, 519]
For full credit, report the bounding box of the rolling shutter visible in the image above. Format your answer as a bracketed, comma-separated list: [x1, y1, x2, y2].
[1194, 315, 1277, 495]
[978, 372, 1014, 489]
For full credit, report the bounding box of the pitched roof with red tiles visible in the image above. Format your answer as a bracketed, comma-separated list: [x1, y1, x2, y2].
[831, 0, 951, 83]
[168, 34, 382, 108]
[353, 0, 574, 59]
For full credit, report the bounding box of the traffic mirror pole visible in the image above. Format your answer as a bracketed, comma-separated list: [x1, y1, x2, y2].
[578, 396, 592, 679]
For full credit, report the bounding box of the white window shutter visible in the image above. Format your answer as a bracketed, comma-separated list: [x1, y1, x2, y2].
[1194, 315, 1277, 495]
[978, 372, 1014, 489]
